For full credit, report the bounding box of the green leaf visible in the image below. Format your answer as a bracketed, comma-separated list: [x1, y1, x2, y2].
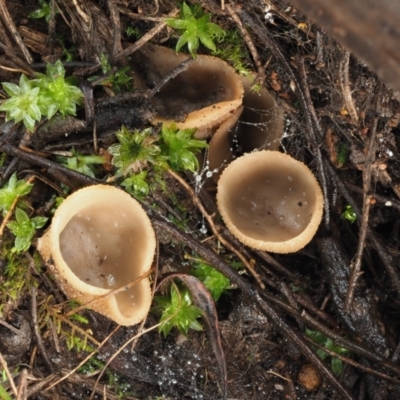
[57, 149, 105, 178]
[191, 261, 230, 301]
[0, 173, 33, 216]
[341, 205, 357, 223]
[28, 0, 58, 22]
[7, 208, 48, 253]
[331, 357, 343, 375]
[0, 382, 13, 400]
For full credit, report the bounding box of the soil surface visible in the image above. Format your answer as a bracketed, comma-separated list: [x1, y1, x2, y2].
[1, 1, 400, 399]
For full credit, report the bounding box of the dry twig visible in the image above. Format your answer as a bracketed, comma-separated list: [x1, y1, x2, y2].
[0, 351, 18, 397]
[225, 4, 265, 85]
[344, 83, 381, 312]
[339, 51, 359, 124]
[0, 0, 32, 63]
[167, 169, 265, 289]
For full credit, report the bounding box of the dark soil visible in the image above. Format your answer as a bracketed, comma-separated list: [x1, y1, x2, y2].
[1, 1, 400, 399]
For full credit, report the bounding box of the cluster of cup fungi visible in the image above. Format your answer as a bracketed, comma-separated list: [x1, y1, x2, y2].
[38, 45, 323, 326]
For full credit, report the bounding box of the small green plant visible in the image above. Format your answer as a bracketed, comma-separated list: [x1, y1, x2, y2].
[108, 126, 162, 176]
[336, 142, 349, 166]
[213, 30, 252, 76]
[28, 0, 59, 22]
[0, 61, 83, 131]
[155, 283, 203, 337]
[121, 170, 150, 199]
[0, 75, 42, 132]
[33, 60, 83, 119]
[57, 149, 105, 178]
[125, 26, 141, 39]
[0, 381, 12, 400]
[108, 124, 207, 199]
[160, 124, 207, 172]
[189, 258, 231, 301]
[0, 248, 35, 312]
[97, 54, 132, 93]
[0, 173, 33, 216]
[165, 2, 225, 58]
[341, 205, 357, 223]
[7, 208, 47, 253]
[305, 329, 350, 375]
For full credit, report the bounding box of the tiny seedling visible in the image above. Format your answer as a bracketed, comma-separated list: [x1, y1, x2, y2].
[155, 283, 203, 337]
[336, 142, 349, 166]
[28, 0, 59, 22]
[0, 173, 33, 216]
[341, 205, 357, 223]
[7, 208, 47, 253]
[125, 26, 141, 39]
[305, 329, 350, 375]
[160, 124, 208, 172]
[165, 2, 225, 58]
[98, 54, 132, 93]
[57, 149, 105, 178]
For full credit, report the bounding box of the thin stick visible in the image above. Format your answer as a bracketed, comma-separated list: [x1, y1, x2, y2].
[0, 195, 19, 236]
[114, 8, 178, 61]
[0, 351, 18, 397]
[0, 0, 32, 63]
[339, 51, 359, 124]
[88, 322, 163, 400]
[0, 318, 23, 336]
[31, 286, 54, 372]
[16, 368, 28, 400]
[44, 324, 120, 391]
[304, 336, 400, 385]
[168, 169, 265, 289]
[344, 83, 382, 312]
[225, 4, 265, 85]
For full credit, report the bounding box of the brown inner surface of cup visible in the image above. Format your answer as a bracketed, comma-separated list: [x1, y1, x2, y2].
[153, 58, 239, 120]
[223, 161, 318, 242]
[59, 204, 149, 318]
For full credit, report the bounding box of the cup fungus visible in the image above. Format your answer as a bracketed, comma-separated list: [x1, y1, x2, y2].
[236, 75, 284, 153]
[207, 76, 283, 182]
[216, 151, 324, 253]
[38, 185, 156, 326]
[135, 44, 244, 137]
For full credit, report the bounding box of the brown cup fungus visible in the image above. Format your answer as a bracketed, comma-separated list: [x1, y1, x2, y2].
[216, 151, 324, 253]
[135, 44, 243, 137]
[236, 75, 284, 152]
[207, 76, 284, 182]
[38, 185, 156, 326]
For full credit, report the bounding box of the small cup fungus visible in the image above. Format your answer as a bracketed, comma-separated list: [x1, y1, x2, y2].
[207, 76, 284, 182]
[38, 185, 156, 326]
[216, 151, 324, 253]
[135, 44, 244, 137]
